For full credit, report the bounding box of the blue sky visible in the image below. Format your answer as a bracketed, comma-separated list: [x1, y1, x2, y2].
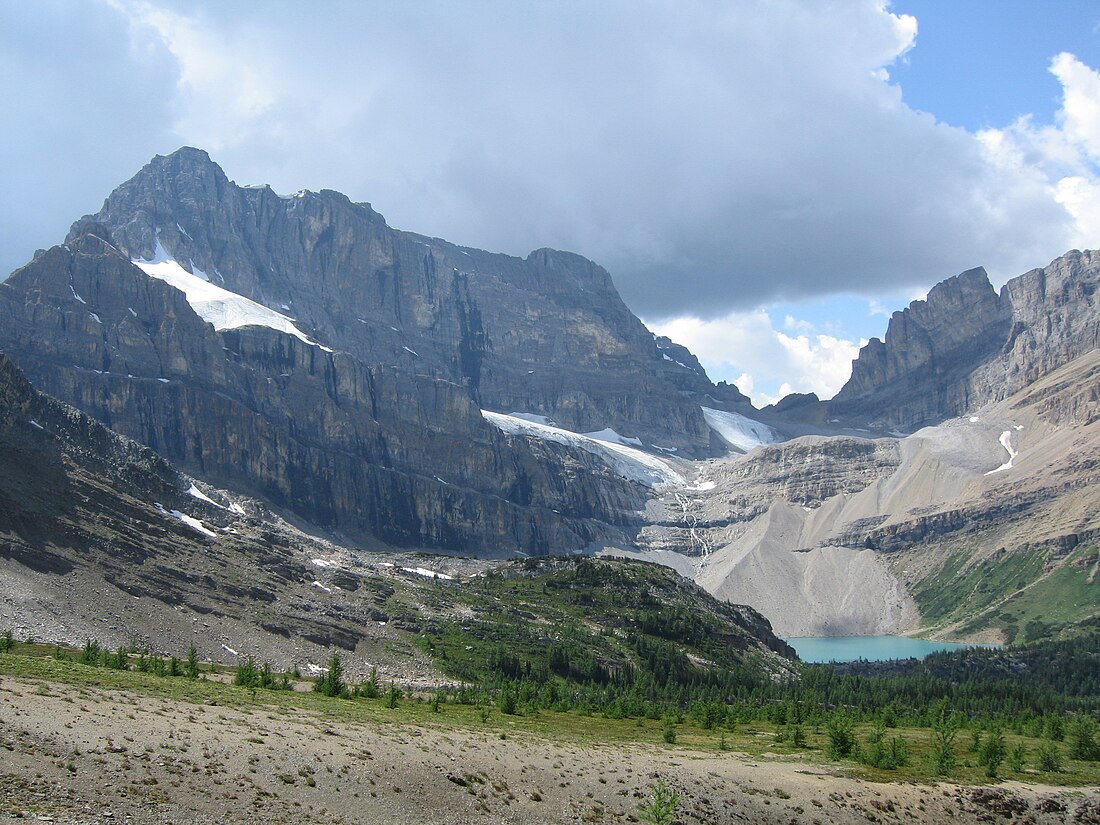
[2, 1, 1099, 406]
[894, 0, 1100, 129]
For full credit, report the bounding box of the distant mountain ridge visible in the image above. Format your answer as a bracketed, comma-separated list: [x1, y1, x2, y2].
[827, 251, 1100, 430]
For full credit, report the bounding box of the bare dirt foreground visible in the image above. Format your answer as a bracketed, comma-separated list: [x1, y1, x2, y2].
[1, 675, 1098, 825]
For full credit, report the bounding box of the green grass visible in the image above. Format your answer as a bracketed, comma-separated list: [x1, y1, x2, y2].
[2, 645, 1098, 787]
[913, 546, 1098, 642]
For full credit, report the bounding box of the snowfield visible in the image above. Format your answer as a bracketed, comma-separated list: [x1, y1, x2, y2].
[133, 240, 332, 351]
[482, 410, 684, 487]
[700, 407, 779, 452]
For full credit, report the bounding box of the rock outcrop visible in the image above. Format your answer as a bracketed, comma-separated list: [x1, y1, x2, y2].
[826, 252, 1100, 431]
[67, 147, 724, 452]
[0, 228, 647, 555]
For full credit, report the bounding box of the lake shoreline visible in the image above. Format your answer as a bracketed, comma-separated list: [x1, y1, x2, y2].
[783, 634, 1001, 664]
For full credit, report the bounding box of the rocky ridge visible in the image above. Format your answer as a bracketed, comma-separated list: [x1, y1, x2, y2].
[616, 349, 1100, 638]
[826, 252, 1100, 431]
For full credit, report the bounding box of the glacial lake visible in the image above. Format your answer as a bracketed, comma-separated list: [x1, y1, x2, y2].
[784, 635, 999, 664]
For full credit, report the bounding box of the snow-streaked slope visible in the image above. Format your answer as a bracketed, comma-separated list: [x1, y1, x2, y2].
[133, 241, 332, 351]
[482, 410, 684, 487]
[700, 407, 779, 452]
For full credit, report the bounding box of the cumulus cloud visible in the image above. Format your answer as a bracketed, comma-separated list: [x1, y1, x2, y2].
[975, 53, 1100, 249]
[1, 1, 1096, 329]
[649, 311, 865, 406]
[109, 1, 278, 151]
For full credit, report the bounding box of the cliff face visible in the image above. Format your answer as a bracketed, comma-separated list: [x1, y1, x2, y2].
[826, 252, 1100, 431]
[0, 148, 751, 555]
[68, 147, 732, 452]
[829, 267, 1012, 429]
[0, 227, 648, 555]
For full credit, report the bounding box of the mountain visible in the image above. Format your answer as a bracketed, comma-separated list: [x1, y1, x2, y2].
[0, 147, 1097, 647]
[825, 253, 1100, 431]
[0, 350, 792, 677]
[621, 329, 1100, 641]
[0, 148, 756, 558]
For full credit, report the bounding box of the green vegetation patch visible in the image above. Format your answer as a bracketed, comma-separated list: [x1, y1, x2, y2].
[416, 556, 787, 703]
[913, 546, 1098, 642]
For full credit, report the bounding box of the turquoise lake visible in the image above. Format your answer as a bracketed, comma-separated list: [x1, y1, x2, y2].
[784, 635, 999, 664]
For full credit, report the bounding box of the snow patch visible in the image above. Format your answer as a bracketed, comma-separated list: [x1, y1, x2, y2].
[186, 483, 238, 513]
[70, 285, 86, 304]
[482, 410, 683, 487]
[28, 419, 44, 430]
[133, 240, 332, 351]
[969, 416, 981, 423]
[700, 407, 779, 453]
[985, 430, 1019, 475]
[401, 566, 454, 580]
[310, 557, 340, 569]
[128, 307, 138, 318]
[584, 427, 644, 448]
[508, 412, 558, 427]
[155, 503, 217, 537]
[402, 346, 419, 357]
[312, 580, 333, 593]
[221, 644, 238, 657]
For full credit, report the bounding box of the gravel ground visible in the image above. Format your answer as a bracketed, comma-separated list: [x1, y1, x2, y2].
[1, 674, 1097, 825]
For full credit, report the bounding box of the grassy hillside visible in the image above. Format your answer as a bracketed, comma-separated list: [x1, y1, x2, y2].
[388, 556, 796, 697]
[911, 545, 1099, 643]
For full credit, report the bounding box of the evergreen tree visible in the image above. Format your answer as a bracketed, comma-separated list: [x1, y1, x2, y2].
[928, 699, 961, 776]
[1036, 741, 1063, 772]
[978, 729, 1006, 778]
[826, 712, 856, 759]
[385, 680, 401, 709]
[79, 640, 100, 666]
[314, 653, 345, 698]
[639, 778, 681, 825]
[498, 681, 517, 715]
[185, 644, 200, 679]
[1068, 714, 1099, 761]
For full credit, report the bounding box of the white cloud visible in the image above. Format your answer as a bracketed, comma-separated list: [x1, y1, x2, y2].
[867, 298, 891, 318]
[2, 2, 1097, 322]
[978, 53, 1100, 251]
[649, 311, 864, 407]
[110, 1, 278, 151]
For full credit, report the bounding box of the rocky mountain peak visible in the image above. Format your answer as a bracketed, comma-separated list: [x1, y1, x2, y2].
[825, 251, 1100, 431]
[0, 148, 743, 557]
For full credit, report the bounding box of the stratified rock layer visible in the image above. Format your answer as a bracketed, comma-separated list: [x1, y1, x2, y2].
[828, 252, 1100, 430]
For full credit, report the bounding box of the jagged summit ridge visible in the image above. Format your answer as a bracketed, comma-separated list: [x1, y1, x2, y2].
[65, 146, 733, 449]
[826, 252, 1100, 430]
